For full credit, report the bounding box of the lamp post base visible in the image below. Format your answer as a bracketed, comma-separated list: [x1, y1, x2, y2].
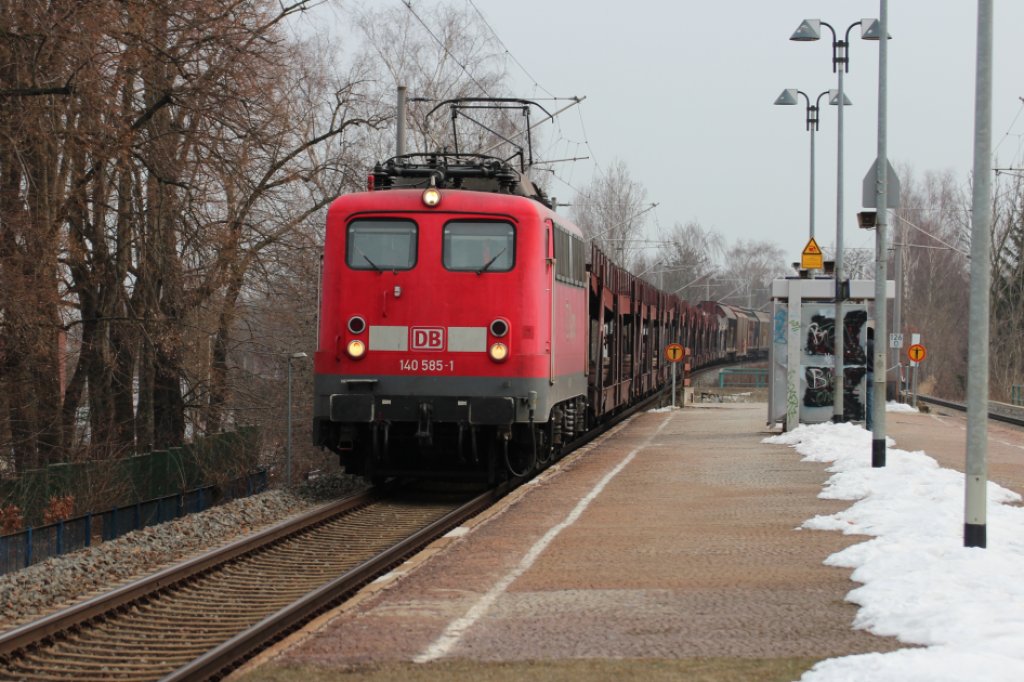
[964, 523, 987, 548]
[872, 438, 886, 467]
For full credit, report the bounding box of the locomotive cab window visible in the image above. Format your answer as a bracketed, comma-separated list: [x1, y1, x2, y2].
[346, 219, 417, 271]
[443, 220, 515, 273]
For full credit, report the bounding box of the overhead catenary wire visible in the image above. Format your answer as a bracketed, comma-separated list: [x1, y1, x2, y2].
[574, 100, 601, 174]
[449, 0, 614, 218]
[444, 0, 575, 173]
[460, 1, 605, 196]
[463, 0, 583, 174]
[895, 214, 969, 255]
[992, 95, 1024, 158]
[401, 0, 494, 98]
[401, 2, 587, 184]
[477, 96, 587, 159]
[406, 0, 653, 254]
[465, 0, 556, 100]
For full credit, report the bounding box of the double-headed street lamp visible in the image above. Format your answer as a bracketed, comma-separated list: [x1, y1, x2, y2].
[791, 17, 881, 423]
[774, 88, 852, 242]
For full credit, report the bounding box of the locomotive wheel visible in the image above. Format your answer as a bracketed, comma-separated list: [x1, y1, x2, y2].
[504, 426, 536, 478]
[536, 422, 554, 466]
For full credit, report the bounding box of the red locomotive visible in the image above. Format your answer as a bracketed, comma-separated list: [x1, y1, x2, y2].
[312, 100, 767, 482]
[313, 152, 592, 481]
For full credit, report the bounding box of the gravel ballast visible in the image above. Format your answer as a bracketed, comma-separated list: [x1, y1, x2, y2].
[0, 474, 368, 632]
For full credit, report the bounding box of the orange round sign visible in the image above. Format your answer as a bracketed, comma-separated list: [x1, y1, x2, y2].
[908, 343, 927, 363]
[665, 343, 684, 363]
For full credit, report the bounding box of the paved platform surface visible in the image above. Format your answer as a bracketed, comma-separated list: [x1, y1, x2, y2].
[234, 404, 923, 682]
[886, 404, 1024, 495]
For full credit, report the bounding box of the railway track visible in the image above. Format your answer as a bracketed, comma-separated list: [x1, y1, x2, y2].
[0, 390, 666, 681]
[0, 487, 500, 681]
[917, 394, 1024, 428]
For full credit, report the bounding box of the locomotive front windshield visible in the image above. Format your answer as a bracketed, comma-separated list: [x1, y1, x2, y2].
[346, 219, 417, 271]
[443, 220, 515, 272]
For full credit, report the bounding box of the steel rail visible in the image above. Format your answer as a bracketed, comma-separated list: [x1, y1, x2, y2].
[163, 485, 506, 681]
[917, 394, 1024, 428]
[172, 394, 668, 679]
[1, 385, 673, 680]
[164, 391, 665, 678]
[0, 490, 378, 657]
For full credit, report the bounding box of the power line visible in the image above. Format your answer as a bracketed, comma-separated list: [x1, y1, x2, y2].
[465, 0, 556, 100]
[537, 102, 605, 211]
[462, 0, 601, 204]
[401, 1, 493, 98]
[460, 0, 609, 213]
[993, 95, 1024, 159]
[411, 1, 608, 222]
[575, 100, 600, 173]
[895, 214, 969, 256]
[548, 171, 593, 202]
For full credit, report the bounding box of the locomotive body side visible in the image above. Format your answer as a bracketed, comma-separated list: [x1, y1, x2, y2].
[312, 188, 587, 478]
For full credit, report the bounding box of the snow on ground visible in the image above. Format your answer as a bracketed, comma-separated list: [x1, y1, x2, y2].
[765, 407, 1024, 682]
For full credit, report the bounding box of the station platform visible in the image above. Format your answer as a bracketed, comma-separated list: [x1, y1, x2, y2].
[886, 403, 1024, 494]
[233, 403, 997, 682]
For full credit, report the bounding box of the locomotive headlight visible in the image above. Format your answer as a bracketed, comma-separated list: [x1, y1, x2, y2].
[422, 186, 441, 207]
[346, 339, 366, 359]
[488, 342, 509, 362]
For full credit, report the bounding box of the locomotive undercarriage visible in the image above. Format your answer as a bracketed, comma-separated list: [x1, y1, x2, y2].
[318, 395, 588, 484]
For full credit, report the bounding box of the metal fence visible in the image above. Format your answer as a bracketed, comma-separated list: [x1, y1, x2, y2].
[718, 367, 769, 388]
[0, 470, 267, 576]
[1, 428, 259, 528]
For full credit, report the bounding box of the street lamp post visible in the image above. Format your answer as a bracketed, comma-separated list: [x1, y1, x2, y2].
[791, 17, 881, 423]
[871, 0, 891, 469]
[965, 0, 994, 549]
[774, 88, 852, 243]
[286, 351, 308, 487]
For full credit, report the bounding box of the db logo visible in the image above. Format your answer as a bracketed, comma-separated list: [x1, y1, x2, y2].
[411, 327, 445, 351]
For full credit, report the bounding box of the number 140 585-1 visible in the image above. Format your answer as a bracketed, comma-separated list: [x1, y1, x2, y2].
[400, 359, 454, 372]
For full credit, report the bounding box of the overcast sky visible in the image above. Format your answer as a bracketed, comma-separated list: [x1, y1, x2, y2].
[472, 1, 1024, 267]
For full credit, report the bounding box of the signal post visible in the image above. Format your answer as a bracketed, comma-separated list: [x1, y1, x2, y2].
[665, 343, 689, 408]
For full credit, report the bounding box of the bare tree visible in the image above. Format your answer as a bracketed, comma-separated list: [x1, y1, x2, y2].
[572, 159, 651, 269]
[717, 240, 788, 310]
[0, 0, 106, 469]
[893, 167, 971, 398]
[351, 2, 511, 160]
[990, 172, 1024, 398]
[195, 40, 385, 437]
[0, 0, 388, 477]
[841, 248, 878, 280]
[652, 221, 725, 298]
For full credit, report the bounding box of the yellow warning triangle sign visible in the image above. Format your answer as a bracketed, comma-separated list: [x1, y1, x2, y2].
[801, 237, 823, 269]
